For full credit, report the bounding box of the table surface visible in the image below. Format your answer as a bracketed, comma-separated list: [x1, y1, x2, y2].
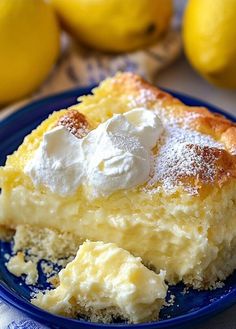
[157, 55, 236, 329]
[157, 55, 236, 117]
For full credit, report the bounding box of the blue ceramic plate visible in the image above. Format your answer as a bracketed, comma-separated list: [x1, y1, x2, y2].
[0, 87, 236, 329]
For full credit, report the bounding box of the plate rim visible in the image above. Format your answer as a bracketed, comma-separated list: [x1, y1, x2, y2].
[0, 86, 236, 329]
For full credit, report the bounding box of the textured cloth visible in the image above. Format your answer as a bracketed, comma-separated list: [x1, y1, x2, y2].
[0, 29, 181, 120]
[0, 302, 47, 329]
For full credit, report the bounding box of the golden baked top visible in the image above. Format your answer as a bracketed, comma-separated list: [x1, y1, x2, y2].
[3, 72, 236, 196]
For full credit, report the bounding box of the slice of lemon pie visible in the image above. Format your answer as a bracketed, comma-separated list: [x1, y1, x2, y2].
[0, 73, 236, 289]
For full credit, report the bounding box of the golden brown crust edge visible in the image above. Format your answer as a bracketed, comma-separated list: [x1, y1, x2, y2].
[110, 72, 236, 153]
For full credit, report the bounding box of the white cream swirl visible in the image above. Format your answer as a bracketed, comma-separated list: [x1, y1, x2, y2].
[25, 108, 163, 197]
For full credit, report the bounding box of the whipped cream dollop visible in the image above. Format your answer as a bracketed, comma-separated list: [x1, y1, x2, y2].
[25, 108, 163, 197]
[25, 126, 85, 196]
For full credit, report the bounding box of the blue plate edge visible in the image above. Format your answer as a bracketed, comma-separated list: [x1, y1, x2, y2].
[0, 86, 236, 329]
[1, 280, 235, 329]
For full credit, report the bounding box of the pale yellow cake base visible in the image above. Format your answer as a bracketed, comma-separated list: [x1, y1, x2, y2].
[1, 179, 236, 289]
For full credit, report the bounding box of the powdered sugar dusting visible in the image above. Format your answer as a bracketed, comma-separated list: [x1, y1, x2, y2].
[155, 107, 203, 128]
[146, 125, 225, 195]
[128, 89, 156, 108]
[127, 87, 228, 195]
[231, 147, 236, 156]
[125, 86, 230, 195]
[57, 110, 90, 139]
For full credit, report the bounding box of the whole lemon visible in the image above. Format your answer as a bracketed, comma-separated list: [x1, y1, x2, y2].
[183, 0, 236, 89]
[51, 0, 173, 53]
[0, 0, 60, 104]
